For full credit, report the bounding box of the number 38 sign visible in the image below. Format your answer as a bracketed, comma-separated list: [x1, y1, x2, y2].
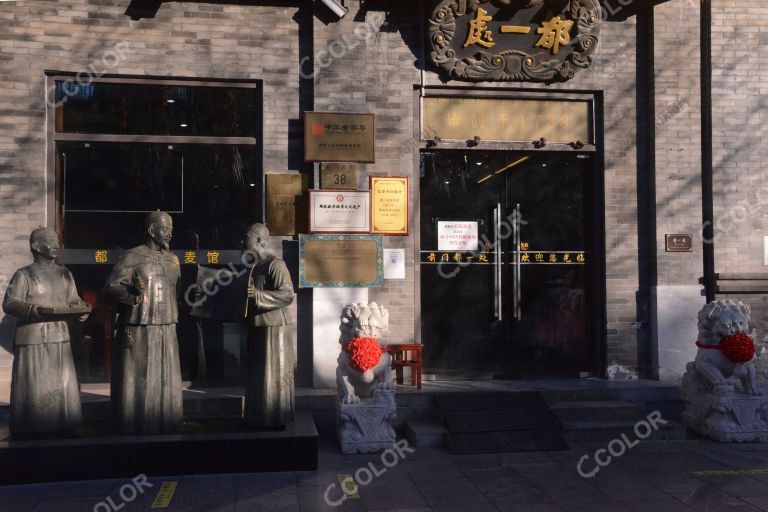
[321, 162, 359, 190]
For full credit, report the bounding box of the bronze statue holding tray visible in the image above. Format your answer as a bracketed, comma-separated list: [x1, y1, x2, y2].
[2, 227, 91, 435]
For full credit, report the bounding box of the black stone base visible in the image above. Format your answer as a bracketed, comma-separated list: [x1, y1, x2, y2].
[0, 410, 317, 485]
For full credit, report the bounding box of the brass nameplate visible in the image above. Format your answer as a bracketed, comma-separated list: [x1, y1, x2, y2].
[266, 173, 308, 236]
[299, 235, 382, 287]
[321, 162, 359, 190]
[422, 97, 591, 144]
[305, 112, 375, 163]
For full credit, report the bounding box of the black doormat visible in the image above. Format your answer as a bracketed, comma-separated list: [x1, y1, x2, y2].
[446, 430, 569, 454]
[435, 391, 547, 412]
[443, 409, 561, 433]
[436, 392, 569, 454]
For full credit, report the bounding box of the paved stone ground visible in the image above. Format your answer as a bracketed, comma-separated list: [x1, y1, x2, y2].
[4, 436, 768, 511]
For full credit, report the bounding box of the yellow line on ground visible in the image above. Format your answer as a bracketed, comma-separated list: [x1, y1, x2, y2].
[338, 474, 360, 499]
[151, 481, 179, 509]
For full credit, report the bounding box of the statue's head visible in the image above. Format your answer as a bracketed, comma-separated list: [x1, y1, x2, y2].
[243, 223, 270, 263]
[145, 211, 173, 251]
[29, 227, 60, 261]
[698, 299, 751, 343]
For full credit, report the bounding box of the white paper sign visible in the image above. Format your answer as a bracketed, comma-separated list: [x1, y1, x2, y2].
[438, 221, 479, 251]
[309, 190, 370, 233]
[383, 248, 405, 280]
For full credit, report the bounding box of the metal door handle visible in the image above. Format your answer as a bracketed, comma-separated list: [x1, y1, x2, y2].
[513, 203, 522, 321]
[493, 204, 502, 321]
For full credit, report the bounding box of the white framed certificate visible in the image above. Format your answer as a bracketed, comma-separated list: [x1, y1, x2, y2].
[309, 190, 371, 233]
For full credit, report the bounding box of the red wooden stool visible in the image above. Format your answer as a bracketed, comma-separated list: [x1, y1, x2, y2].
[383, 343, 422, 389]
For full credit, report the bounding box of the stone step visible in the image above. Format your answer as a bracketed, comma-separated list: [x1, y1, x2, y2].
[405, 419, 448, 449]
[561, 419, 688, 442]
[549, 401, 641, 422]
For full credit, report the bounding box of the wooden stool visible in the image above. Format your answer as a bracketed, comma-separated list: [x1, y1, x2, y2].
[383, 343, 422, 389]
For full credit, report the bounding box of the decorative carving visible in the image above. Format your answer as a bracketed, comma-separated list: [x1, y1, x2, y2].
[428, 0, 602, 83]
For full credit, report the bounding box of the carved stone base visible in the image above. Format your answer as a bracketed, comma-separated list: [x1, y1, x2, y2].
[682, 371, 768, 442]
[337, 388, 396, 454]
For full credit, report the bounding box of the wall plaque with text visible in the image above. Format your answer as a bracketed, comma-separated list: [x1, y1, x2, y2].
[266, 173, 308, 236]
[665, 234, 693, 253]
[304, 112, 375, 163]
[422, 97, 592, 144]
[299, 234, 383, 288]
[370, 176, 409, 236]
[309, 190, 370, 233]
[321, 162, 359, 190]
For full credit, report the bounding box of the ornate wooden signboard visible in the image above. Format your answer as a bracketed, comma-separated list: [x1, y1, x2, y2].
[428, 0, 602, 83]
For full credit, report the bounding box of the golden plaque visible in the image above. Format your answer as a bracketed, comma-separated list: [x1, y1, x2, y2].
[265, 173, 308, 236]
[370, 176, 409, 236]
[299, 235, 383, 287]
[321, 162, 359, 190]
[304, 112, 375, 163]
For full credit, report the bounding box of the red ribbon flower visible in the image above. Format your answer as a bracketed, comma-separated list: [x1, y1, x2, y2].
[696, 333, 756, 363]
[344, 337, 383, 372]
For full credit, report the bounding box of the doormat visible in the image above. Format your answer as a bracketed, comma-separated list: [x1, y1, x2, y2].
[436, 392, 568, 454]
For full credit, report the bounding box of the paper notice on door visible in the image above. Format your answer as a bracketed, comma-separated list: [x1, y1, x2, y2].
[437, 221, 479, 251]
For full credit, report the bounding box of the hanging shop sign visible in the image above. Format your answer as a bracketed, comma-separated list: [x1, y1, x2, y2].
[422, 96, 592, 143]
[437, 221, 479, 251]
[299, 234, 383, 288]
[304, 112, 375, 163]
[370, 176, 409, 236]
[321, 162, 359, 190]
[265, 173, 309, 236]
[428, 0, 601, 83]
[308, 189, 371, 233]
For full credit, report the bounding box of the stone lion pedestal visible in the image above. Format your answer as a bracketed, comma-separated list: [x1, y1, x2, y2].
[681, 299, 768, 442]
[335, 302, 397, 454]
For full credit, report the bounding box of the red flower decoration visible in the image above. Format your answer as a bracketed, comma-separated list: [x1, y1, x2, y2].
[720, 333, 756, 363]
[344, 337, 383, 372]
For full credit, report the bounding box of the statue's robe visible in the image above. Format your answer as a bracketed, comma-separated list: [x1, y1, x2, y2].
[245, 255, 295, 428]
[3, 262, 86, 434]
[104, 245, 182, 434]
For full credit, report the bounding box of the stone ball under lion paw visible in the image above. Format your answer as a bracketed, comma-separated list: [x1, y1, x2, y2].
[362, 369, 375, 383]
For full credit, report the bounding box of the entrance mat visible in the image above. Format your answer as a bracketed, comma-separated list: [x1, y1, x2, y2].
[443, 409, 561, 433]
[446, 430, 569, 454]
[435, 391, 548, 412]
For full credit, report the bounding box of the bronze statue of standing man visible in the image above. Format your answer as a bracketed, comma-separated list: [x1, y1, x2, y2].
[104, 211, 182, 434]
[3, 227, 90, 434]
[243, 224, 295, 428]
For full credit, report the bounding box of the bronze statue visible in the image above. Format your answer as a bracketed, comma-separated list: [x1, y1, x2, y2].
[243, 223, 295, 428]
[3, 227, 90, 434]
[104, 211, 182, 434]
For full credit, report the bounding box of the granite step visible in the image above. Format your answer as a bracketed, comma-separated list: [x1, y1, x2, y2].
[561, 419, 688, 442]
[549, 400, 642, 422]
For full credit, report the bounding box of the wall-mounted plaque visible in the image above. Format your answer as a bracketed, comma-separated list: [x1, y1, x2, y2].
[266, 173, 308, 236]
[370, 176, 409, 236]
[422, 97, 592, 144]
[304, 112, 375, 163]
[321, 162, 359, 190]
[665, 234, 693, 253]
[299, 234, 383, 288]
[428, 0, 601, 83]
[309, 189, 370, 233]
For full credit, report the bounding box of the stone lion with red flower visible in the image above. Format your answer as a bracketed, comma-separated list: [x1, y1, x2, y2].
[686, 299, 760, 397]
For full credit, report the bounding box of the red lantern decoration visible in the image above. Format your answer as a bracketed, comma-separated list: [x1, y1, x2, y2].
[696, 333, 755, 364]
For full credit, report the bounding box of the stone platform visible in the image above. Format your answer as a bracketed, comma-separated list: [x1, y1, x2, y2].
[0, 410, 317, 485]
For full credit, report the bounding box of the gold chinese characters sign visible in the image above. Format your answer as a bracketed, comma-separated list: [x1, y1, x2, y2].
[299, 235, 383, 288]
[423, 97, 591, 143]
[370, 176, 409, 236]
[304, 112, 375, 163]
[266, 173, 309, 236]
[429, 0, 601, 83]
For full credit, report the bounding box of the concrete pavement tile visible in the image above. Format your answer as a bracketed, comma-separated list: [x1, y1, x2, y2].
[297, 485, 368, 512]
[743, 497, 768, 512]
[234, 489, 300, 512]
[621, 497, 696, 512]
[701, 475, 768, 497]
[559, 499, 631, 512]
[666, 485, 762, 511]
[360, 487, 429, 510]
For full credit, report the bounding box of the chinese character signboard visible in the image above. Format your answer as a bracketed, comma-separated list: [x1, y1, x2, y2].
[370, 176, 409, 236]
[437, 221, 479, 251]
[428, 0, 602, 83]
[309, 190, 371, 233]
[665, 234, 693, 253]
[304, 112, 375, 163]
[321, 162, 359, 190]
[299, 234, 383, 288]
[266, 173, 309, 236]
[422, 97, 592, 143]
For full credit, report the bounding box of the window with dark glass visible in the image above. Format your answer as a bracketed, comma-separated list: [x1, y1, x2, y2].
[52, 77, 263, 384]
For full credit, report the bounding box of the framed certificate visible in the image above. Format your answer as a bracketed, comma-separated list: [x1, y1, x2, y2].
[299, 235, 383, 288]
[308, 190, 371, 233]
[370, 176, 409, 236]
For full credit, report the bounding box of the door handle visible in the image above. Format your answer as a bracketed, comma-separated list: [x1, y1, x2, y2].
[493, 204, 502, 321]
[513, 203, 522, 321]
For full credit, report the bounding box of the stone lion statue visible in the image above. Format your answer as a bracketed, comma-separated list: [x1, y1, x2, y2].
[684, 299, 759, 396]
[336, 302, 392, 404]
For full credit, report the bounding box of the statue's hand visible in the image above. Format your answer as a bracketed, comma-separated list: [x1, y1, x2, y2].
[247, 284, 258, 299]
[77, 312, 90, 322]
[128, 275, 145, 296]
